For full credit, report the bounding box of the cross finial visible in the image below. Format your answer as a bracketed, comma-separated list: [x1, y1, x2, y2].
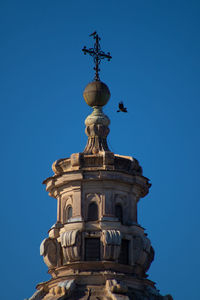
[82, 32, 112, 81]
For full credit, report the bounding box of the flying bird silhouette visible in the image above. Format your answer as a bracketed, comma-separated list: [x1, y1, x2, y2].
[89, 31, 97, 37]
[117, 101, 128, 113]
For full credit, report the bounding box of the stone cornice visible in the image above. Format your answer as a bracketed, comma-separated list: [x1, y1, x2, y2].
[50, 152, 143, 176]
[44, 170, 150, 199]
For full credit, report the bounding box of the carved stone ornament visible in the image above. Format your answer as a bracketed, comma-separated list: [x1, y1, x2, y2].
[132, 235, 154, 273]
[40, 238, 61, 269]
[84, 106, 110, 154]
[42, 280, 76, 300]
[106, 279, 128, 296]
[102, 230, 121, 260]
[60, 230, 81, 263]
[86, 193, 101, 203]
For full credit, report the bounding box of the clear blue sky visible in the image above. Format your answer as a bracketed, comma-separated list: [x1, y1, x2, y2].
[1, 1, 200, 299]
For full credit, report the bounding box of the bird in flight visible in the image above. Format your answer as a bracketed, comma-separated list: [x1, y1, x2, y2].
[89, 31, 97, 37]
[117, 101, 128, 113]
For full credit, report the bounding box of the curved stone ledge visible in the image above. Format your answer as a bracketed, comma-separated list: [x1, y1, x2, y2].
[44, 170, 150, 199]
[48, 152, 144, 177]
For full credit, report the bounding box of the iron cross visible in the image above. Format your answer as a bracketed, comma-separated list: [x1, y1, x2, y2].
[82, 32, 112, 81]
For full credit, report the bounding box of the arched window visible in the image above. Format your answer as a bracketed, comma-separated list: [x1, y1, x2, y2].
[115, 204, 123, 224]
[87, 202, 98, 221]
[66, 205, 72, 222]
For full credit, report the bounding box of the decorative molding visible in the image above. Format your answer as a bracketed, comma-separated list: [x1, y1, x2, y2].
[106, 279, 128, 295]
[102, 230, 121, 260]
[44, 280, 76, 299]
[61, 230, 81, 263]
[86, 193, 102, 204]
[132, 235, 155, 273]
[114, 193, 128, 207]
[40, 238, 61, 269]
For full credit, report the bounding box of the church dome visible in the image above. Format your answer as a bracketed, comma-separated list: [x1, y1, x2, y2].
[27, 32, 173, 300]
[83, 80, 110, 107]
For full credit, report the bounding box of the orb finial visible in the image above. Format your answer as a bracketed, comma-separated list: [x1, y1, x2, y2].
[83, 80, 110, 107]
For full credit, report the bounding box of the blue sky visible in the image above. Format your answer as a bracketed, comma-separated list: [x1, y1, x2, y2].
[1, 1, 200, 299]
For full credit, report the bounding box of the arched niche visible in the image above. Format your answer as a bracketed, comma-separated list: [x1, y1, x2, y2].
[87, 202, 99, 221]
[114, 194, 128, 224]
[65, 205, 72, 222]
[115, 204, 123, 224]
[62, 195, 73, 223]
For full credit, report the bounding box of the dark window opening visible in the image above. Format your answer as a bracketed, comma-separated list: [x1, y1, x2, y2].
[66, 206, 72, 222]
[87, 202, 98, 221]
[85, 238, 100, 261]
[115, 204, 123, 224]
[118, 239, 129, 264]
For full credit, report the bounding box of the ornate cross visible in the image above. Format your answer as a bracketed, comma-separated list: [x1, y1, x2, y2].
[82, 32, 112, 81]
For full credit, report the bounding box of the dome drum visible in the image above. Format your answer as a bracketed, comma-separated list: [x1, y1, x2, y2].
[41, 227, 154, 278]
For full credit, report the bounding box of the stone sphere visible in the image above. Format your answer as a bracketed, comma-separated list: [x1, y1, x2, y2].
[83, 81, 110, 107]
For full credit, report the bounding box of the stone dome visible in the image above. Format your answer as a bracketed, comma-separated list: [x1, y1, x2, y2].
[83, 80, 110, 107]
